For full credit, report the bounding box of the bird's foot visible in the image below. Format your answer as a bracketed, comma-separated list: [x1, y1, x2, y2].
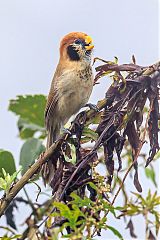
[56, 128, 72, 142]
[85, 103, 99, 112]
[61, 127, 72, 136]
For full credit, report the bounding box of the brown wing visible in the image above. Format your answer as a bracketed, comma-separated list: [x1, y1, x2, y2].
[45, 63, 62, 130]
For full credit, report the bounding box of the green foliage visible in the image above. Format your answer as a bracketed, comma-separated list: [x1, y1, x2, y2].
[153, 150, 160, 161]
[121, 190, 160, 237]
[1, 87, 159, 239]
[0, 168, 21, 193]
[17, 118, 46, 139]
[20, 138, 45, 175]
[9, 95, 46, 139]
[64, 144, 77, 164]
[8, 95, 46, 175]
[9, 95, 46, 127]
[145, 166, 157, 187]
[0, 235, 21, 240]
[125, 191, 160, 216]
[82, 127, 98, 141]
[50, 190, 123, 240]
[54, 201, 84, 230]
[0, 150, 16, 177]
[106, 225, 123, 240]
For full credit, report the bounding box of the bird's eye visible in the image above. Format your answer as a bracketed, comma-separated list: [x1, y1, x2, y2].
[75, 39, 82, 44]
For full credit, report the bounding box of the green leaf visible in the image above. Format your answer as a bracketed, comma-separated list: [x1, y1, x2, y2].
[9, 94, 46, 127]
[20, 138, 45, 175]
[70, 192, 92, 207]
[18, 118, 46, 139]
[153, 151, 160, 160]
[20, 128, 36, 139]
[88, 182, 98, 191]
[0, 168, 22, 191]
[54, 202, 84, 229]
[103, 202, 116, 217]
[0, 150, 16, 177]
[82, 127, 98, 141]
[86, 112, 101, 125]
[0, 177, 7, 190]
[106, 225, 124, 240]
[80, 136, 92, 144]
[64, 144, 76, 164]
[154, 211, 160, 235]
[11, 235, 22, 239]
[69, 205, 83, 227]
[145, 167, 157, 187]
[131, 192, 146, 206]
[114, 56, 118, 64]
[54, 202, 72, 219]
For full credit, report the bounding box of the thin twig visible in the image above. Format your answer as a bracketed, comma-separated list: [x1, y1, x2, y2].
[28, 181, 42, 202]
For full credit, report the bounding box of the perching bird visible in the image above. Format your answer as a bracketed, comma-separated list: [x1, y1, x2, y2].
[42, 32, 94, 185]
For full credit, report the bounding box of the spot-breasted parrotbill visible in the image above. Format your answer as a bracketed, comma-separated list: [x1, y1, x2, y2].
[42, 32, 94, 185]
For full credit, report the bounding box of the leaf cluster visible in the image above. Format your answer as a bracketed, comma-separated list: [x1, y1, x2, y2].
[0, 59, 159, 239]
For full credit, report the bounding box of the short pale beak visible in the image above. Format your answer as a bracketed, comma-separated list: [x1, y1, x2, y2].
[85, 35, 94, 50]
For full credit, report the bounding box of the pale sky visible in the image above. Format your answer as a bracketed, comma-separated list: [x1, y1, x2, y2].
[0, 0, 159, 239]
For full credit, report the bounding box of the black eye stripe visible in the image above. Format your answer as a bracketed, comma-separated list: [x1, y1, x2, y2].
[67, 45, 80, 61]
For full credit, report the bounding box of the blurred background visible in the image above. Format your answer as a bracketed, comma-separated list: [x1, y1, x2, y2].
[0, 0, 159, 239]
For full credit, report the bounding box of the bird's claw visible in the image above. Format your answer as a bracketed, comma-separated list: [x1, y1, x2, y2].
[61, 127, 72, 136]
[85, 103, 99, 112]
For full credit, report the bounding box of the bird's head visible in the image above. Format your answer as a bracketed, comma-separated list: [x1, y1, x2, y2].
[59, 32, 94, 63]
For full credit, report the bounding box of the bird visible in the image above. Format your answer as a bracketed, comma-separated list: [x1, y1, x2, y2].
[42, 32, 94, 185]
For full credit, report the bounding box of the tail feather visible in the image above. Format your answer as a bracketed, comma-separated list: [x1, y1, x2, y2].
[41, 124, 60, 185]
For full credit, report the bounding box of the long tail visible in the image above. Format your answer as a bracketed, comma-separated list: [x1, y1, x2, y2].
[41, 125, 60, 185]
